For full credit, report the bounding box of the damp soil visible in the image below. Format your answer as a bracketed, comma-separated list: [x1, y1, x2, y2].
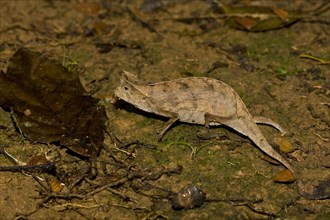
[0, 1, 329, 219]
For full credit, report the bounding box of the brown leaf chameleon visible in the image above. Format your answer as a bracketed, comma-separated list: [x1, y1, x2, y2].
[115, 71, 295, 174]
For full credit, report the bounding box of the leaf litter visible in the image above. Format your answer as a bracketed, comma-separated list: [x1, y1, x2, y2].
[0, 48, 271, 217]
[0, 1, 329, 219]
[0, 48, 198, 218]
[0, 48, 107, 157]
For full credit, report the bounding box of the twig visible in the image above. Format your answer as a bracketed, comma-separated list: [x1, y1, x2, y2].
[0, 163, 55, 173]
[313, 132, 329, 141]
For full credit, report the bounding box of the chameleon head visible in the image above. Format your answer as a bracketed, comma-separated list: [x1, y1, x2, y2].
[114, 70, 149, 106]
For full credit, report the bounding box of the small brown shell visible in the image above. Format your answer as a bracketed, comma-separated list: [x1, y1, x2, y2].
[171, 184, 206, 210]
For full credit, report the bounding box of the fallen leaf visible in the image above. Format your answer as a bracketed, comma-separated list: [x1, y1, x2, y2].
[222, 4, 299, 31]
[273, 7, 289, 21]
[235, 17, 259, 30]
[26, 155, 49, 166]
[0, 48, 107, 157]
[273, 136, 294, 153]
[50, 176, 65, 193]
[274, 169, 295, 183]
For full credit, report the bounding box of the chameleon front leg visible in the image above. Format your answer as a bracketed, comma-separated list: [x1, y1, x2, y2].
[158, 117, 179, 141]
[157, 110, 180, 141]
[253, 116, 287, 135]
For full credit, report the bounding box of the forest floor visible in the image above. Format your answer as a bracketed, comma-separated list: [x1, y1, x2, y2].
[0, 1, 329, 219]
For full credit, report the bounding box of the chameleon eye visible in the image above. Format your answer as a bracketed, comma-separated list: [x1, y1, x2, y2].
[124, 86, 129, 90]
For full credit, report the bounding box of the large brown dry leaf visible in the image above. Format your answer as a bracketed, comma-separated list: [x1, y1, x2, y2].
[0, 48, 107, 157]
[222, 4, 299, 31]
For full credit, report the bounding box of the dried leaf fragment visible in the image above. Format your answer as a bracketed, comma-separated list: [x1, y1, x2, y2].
[273, 136, 294, 153]
[0, 48, 107, 157]
[26, 155, 49, 166]
[235, 17, 259, 30]
[222, 4, 299, 31]
[50, 176, 65, 193]
[274, 169, 295, 183]
[273, 7, 289, 21]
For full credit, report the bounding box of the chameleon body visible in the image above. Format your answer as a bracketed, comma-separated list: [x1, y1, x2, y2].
[115, 71, 294, 174]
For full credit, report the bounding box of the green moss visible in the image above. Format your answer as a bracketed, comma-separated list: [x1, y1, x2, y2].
[227, 30, 301, 76]
[61, 45, 82, 73]
[318, 212, 330, 220]
[143, 47, 163, 64]
[136, 116, 158, 127]
[273, 66, 300, 76]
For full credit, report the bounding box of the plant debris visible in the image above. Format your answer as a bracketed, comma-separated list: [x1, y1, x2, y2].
[220, 4, 299, 31]
[273, 136, 295, 153]
[0, 48, 107, 157]
[274, 169, 296, 183]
